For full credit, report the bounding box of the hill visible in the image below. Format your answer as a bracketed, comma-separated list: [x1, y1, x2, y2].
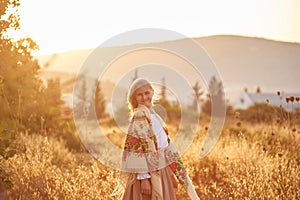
[36, 35, 300, 105]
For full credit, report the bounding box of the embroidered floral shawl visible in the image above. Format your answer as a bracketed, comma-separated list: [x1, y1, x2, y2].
[121, 105, 191, 199]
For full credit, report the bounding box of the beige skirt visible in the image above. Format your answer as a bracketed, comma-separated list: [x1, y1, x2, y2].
[122, 167, 176, 200]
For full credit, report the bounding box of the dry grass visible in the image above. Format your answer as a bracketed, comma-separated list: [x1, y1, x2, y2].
[2, 121, 299, 199]
[2, 133, 117, 200]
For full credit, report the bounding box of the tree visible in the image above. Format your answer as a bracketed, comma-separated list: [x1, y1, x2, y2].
[157, 77, 170, 108]
[160, 77, 167, 101]
[0, 0, 41, 191]
[94, 80, 107, 120]
[73, 77, 88, 119]
[1, 0, 85, 191]
[39, 78, 63, 132]
[191, 81, 204, 111]
[201, 76, 225, 116]
[131, 68, 139, 83]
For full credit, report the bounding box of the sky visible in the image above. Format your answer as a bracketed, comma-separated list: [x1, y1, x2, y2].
[17, 0, 300, 55]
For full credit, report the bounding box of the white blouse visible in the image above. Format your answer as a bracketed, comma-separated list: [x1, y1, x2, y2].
[150, 114, 168, 148]
[137, 114, 168, 180]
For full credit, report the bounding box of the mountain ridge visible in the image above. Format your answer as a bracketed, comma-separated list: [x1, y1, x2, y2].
[36, 34, 300, 104]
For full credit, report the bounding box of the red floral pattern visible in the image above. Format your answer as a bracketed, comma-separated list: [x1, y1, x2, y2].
[166, 151, 188, 186]
[129, 136, 139, 146]
[169, 162, 178, 171]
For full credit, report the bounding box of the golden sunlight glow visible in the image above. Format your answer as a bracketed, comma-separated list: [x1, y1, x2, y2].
[17, 0, 300, 55]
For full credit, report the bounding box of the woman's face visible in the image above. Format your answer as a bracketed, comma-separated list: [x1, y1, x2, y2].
[134, 85, 154, 109]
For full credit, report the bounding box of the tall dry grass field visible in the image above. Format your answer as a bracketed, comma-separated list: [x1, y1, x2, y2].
[1, 120, 299, 199]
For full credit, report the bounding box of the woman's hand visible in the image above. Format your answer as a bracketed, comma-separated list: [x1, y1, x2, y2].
[140, 178, 151, 195]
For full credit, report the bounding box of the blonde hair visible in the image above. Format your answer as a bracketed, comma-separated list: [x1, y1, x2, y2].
[127, 78, 154, 115]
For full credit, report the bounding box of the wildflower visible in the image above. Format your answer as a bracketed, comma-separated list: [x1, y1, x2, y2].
[263, 147, 267, 152]
[234, 111, 240, 119]
[286, 97, 290, 103]
[276, 118, 281, 124]
[277, 91, 281, 96]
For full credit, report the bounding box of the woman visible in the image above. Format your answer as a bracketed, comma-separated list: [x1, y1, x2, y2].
[121, 78, 200, 200]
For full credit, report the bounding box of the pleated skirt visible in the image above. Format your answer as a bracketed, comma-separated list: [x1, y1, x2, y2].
[122, 167, 176, 200]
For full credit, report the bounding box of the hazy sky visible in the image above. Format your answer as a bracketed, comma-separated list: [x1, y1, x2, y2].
[18, 0, 300, 55]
